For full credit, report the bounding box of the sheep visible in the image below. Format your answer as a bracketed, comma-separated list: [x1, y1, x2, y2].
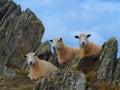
[74, 34, 101, 58]
[49, 38, 80, 64]
[24, 52, 57, 80]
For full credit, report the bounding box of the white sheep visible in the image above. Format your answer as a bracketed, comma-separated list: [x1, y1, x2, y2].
[74, 34, 101, 58]
[49, 38, 80, 64]
[25, 52, 57, 80]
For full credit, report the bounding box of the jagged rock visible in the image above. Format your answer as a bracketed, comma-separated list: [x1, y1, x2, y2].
[35, 41, 61, 68]
[97, 37, 118, 83]
[33, 68, 87, 90]
[48, 50, 59, 67]
[33, 37, 120, 90]
[0, 0, 7, 6]
[33, 56, 87, 90]
[0, 0, 120, 90]
[113, 58, 120, 85]
[0, 0, 44, 78]
[74, 55, 99, 74]
[36, 41, 51, 61]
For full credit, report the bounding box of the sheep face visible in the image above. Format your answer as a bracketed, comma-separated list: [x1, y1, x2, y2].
[25, 52, 37, 65]
[74, 34, 91, 47]
[49, 38, 63, 48]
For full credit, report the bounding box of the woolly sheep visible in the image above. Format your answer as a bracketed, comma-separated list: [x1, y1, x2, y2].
[49, 38, 80, 64]
[74, 34, 101, 58]
[25, 52, 57, 80]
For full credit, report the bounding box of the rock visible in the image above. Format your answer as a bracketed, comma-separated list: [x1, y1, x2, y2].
[86, 37, 120, 90]
[61, 69, 86, 90]
[0, 0, 120, 90]
[33, 55, 87, 90]
[36, 41, 51, 61]
[113, 58, 120, 85]
[74, 55, 99, 74]
[48, 50, 59, 67]
[33, 69, 87, 90]
[0, 0, 44, 78]
[35, 41, 61, 68]
[33, 37, 120, 90]
[0, 0, 7, 7]
[97, 37, 118, 83]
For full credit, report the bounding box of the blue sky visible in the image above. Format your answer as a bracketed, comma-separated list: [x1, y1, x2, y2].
[14, 0, 120, 57]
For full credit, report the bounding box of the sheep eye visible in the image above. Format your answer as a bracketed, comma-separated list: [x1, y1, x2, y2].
[49, 40, 53, 42]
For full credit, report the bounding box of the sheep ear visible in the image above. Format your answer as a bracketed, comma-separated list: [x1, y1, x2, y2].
[86, 34, 91, 38]
[49, 40, 53, 42]
[74, 35, 79, 39]
[60, 38, 62, 41]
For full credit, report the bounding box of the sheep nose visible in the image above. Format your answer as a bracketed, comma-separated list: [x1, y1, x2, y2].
[82, 42, 85, 45]
[30, 62, 32, 65]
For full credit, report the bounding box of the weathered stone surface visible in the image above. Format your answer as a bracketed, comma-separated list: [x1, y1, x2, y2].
[33, 69, 87, 90]
[74, 55, 99, 74]
[0, 0, 44, 78]
[34, 37, 120, 90]
[113, 58, 120, 85]
[35, 41, 61, 68]
[33, 55, 87, 90]
[97, 37, 118, 83]
[36, 41, 51, 61]
[0, 0, 120, 90]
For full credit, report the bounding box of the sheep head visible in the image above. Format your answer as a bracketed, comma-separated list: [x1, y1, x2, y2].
[74, 34, 91, 47]
[24, 52, 37, 65]
[49, 38, 64, 49]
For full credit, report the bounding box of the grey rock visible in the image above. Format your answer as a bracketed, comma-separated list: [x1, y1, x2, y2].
[113, 58, 120, 85]
[33, 37, 120, 90]
[0, 0, 44, 77]
[0, 0, 120, 90]
[97, 37, 118, 83]
[61, 69, 86, 90]
[74, 55, 99, 74]
[33, 68, 87, 90]
[33, 55, 87, 90]
[36, 41, 51, 61]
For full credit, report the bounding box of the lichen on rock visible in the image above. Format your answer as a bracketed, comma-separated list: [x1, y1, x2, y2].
[97, 37, 118, 83]
[33, 66, 87, 90]
[0, 0, 120, 90]
[0, 0, 44, 78]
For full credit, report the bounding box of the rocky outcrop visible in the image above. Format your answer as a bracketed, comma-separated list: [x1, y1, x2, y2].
[113, 58, 120, 85]
[74, 55, 99, 74]
[0, 0, 44, 78]
[0, 0, 120, 90]
[97, 38, 118, 83]
[36, 41, 52, 61]
[34, 37, 120, 90]
[33, 59, 87, 90]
